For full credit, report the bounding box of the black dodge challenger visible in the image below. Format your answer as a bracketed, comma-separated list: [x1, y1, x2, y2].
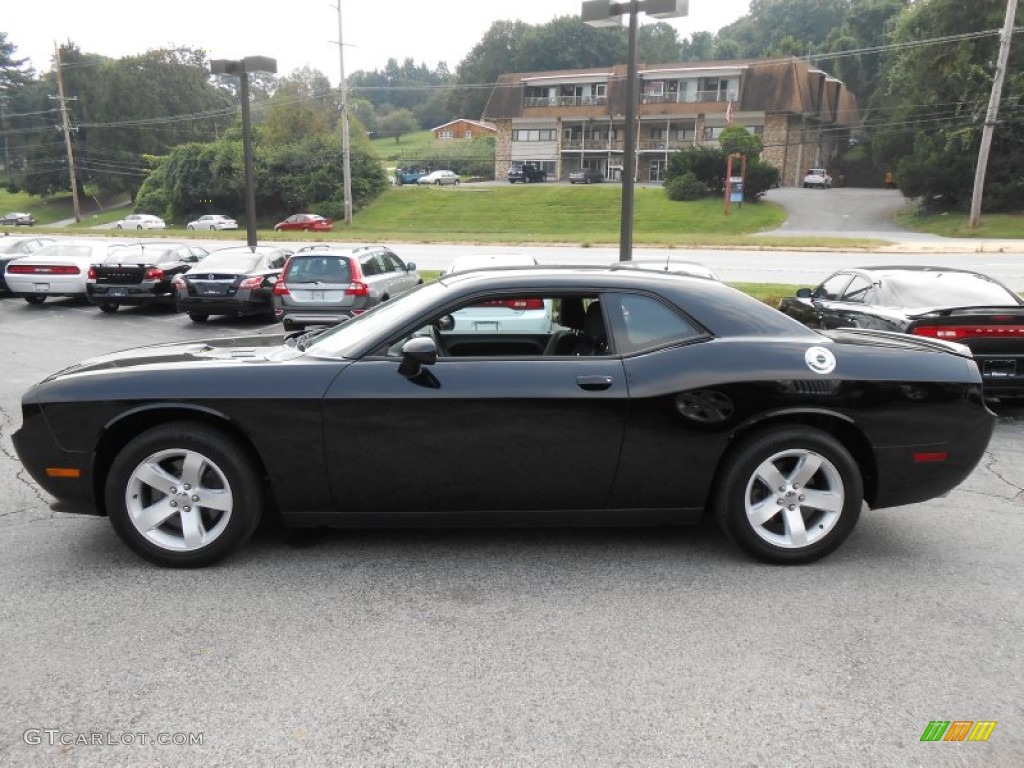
[13, 267, 996, 567]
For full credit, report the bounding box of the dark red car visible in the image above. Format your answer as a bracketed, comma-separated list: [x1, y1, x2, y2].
[273, 214, 333, 233]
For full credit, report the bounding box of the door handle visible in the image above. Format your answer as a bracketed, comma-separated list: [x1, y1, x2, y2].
[576, 375, 614, 391]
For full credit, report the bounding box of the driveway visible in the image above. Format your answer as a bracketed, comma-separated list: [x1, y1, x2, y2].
[759, 187, 946, 241]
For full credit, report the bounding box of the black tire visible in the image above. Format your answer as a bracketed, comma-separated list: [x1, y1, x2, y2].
[282, 319, 297, 331]
[105, 422, 263, 567]
[99, 302, 119, 313]
[189, 312, 209, 323]
[188, 224, 195, 230]
[24, 295, 46, 305]
[116, 224, 124, 230]
[137, 225, 143, 231]
[714, 426, 863, 564]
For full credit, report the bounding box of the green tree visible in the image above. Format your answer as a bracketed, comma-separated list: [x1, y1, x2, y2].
[377, 108, 419, 143]
[873, 0, 1023, 210]
[719, 125, 764, 157]
[262, 67, 336, 144]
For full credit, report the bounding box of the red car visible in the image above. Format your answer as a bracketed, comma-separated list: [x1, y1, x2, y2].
[273, 213, 333, 232]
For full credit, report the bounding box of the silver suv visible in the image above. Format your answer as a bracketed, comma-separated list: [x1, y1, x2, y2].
[273, 245, 421, 330]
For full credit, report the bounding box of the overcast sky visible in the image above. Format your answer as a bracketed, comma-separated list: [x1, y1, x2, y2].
[11, 0, 751, 84]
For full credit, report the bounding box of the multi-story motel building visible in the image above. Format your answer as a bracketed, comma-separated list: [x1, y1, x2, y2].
[482, 57, 861, 186]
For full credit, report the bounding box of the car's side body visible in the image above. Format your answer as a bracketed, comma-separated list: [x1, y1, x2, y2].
[417, 170, 460, 186]
[274, 214, 333, 232]
[2, 212, 36, 226]
[12, 269, 995, 567]
[187, 215, 238, 231]
[569, 168, 605, 184]
[508, 164, 547, 183]
[116, 214, 166, 231]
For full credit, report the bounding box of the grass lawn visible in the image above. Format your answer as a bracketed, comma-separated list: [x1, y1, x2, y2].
[371, 130, 447, 165]
[0, 189, 130, 226]
[898, 208, 1024, 239]
[338, 185, 786, 245]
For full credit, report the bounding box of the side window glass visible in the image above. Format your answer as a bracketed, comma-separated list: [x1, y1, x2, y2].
[842, 276, 875, 304]
[385, 252, 405, 272]
[361, 256, 382, 276]
[612, 294, 702, 354]
[813, 274, 851, 300]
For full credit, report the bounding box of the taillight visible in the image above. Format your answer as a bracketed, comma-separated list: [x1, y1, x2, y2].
[345, 281, 369, 296]
[87, 267, 97, 280]
[913, 325, 1024, 340]
[144, 267, 164, 281]
[9, 264, 80, 275]
[476, 298, 545, 310]
[273, 280, 290, 296]
[239, 276, 264, 289]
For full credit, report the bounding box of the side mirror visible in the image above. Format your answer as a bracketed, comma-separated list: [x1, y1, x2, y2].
[796, 287, 812, 299]
[398, 336, 437, 377]
[435, 314, 455, 332]
[406, 261, 417, 271]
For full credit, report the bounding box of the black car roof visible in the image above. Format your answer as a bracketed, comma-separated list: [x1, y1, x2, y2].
[437, 266, 817, 339]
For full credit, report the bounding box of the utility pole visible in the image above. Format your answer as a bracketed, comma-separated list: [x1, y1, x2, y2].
[331, 0, 353, 226]
[52, 43, 81, 223]
[969, 0, 1018, 228]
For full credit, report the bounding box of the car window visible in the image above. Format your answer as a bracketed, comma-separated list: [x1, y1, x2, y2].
[360, 254, 383, 276]
[287, 257, 352, 283]
[813, 273, 852, 301]
[880, 271, 1021, 307]
[384, 252, 406, 272]
[841, 276, 876, 304]
[610, 294, 703, 354]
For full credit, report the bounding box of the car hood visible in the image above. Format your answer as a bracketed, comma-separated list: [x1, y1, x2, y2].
[42, 333, 299, 383]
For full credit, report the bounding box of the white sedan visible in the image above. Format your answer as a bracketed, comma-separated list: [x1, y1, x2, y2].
[187, 214, 238, 231]
[4, 240, 125, 303]
[417, 170, 461, 186]
[116, 214, 166, 230]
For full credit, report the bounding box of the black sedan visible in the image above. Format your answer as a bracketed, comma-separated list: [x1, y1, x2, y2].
[87, 241, 209, 312]
[13, 268, 995, 568]
[779, 266, 1024, 398]
[2, 211, 36, 226]
[173, 245, 291, 322]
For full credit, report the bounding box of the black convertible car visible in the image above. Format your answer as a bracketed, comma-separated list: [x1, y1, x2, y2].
[779, 266, 1024, 398]
[13, 267, 995, 568]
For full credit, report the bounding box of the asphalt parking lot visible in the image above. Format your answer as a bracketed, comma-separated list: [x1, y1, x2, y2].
[1, 293, 1023, 766]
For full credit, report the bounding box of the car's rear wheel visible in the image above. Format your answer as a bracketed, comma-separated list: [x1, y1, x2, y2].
[24, 295, 46, 305]
[137, 225, 143, 231]
[188, 313, 209, 322]
[116, 224, 124, 230]
[187, 224, 195, 230]
[105, 422, 263, 567]
[714, 426, 862, 564]
[99, 302, 119, 313]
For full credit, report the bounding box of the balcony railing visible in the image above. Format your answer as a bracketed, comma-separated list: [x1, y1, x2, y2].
[561, 140, 626, 151]
[639, 91, 739, 105]
[524, 96, 609, 108]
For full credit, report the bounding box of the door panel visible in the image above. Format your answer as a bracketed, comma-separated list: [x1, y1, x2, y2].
[323, 357, 628, 513]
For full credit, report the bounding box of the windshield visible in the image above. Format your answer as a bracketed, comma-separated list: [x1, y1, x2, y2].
[304, 281, 447, 358]
[102, 246, 174, 263]
[881, 272, 1020, 308]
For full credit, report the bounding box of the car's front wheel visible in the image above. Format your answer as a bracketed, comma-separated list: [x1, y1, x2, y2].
[187, 224, 195, 230]
[188, 313, 209, 322]
[105, 422, 263, 567]
[714, 426, 862, 564]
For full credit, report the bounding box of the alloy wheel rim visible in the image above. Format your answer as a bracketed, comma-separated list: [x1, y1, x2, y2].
[743, 448, 844, 549]
[125, 448, 233, 551]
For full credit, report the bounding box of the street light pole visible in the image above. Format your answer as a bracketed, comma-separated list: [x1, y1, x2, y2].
[210, 56, 278, 250]
[582, 0, 688, 261]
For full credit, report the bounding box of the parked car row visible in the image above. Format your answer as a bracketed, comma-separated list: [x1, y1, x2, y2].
[0, 236, 424, 330]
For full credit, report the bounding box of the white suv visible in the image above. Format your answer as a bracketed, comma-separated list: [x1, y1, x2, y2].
[803, 168, 833, 189]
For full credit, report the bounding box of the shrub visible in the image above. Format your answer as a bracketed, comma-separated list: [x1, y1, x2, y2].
[664, 172, 708, 201]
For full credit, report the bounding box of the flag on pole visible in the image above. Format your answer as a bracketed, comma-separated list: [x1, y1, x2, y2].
[726, 99, 733, 124]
